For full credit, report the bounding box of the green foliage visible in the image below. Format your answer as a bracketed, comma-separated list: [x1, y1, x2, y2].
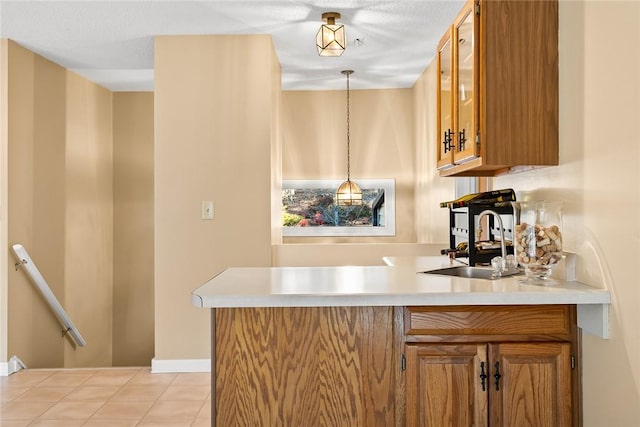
[282, 208, 304, 226]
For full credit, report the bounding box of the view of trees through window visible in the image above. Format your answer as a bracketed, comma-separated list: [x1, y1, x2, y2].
[282, 187, 384, 228]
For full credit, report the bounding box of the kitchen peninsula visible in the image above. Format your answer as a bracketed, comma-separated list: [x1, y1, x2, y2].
[192, 257, 610, 426]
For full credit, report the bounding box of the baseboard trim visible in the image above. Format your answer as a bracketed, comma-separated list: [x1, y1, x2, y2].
[0, 355, 27, 376]
[150, 358, 211, 373]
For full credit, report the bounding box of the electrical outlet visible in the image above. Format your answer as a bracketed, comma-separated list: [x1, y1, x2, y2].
[201, 201, 214, 220]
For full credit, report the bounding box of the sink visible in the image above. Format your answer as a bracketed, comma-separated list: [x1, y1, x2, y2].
[420, 266, 501, 280]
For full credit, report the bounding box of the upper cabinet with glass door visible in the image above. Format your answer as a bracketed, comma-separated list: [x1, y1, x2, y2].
[453, 3, 477, 165]
[436, 0, 559, 177]
[436, 28, 454, 170]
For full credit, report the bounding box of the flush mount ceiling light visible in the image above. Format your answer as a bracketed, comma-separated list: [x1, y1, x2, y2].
[335, 70, 363, 206]
[316, 12, 346, 57]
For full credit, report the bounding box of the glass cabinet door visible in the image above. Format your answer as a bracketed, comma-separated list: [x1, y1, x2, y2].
[453, 2, 478, 163]
[437, 29, 454, 169]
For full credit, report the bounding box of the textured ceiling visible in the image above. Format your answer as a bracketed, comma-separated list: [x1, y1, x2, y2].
[0, 1, 464, 91]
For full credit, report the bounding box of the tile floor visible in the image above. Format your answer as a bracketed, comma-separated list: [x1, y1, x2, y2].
[0, 367, 211, 426]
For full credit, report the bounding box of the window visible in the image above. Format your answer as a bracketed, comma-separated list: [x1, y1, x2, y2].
[455, 176, 478, 199]
[282, 179, 396, 237]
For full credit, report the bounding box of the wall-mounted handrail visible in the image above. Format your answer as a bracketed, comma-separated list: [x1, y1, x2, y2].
[11, 244, 86, 347]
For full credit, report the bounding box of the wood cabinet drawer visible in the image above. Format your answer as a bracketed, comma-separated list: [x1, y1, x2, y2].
[404, 305, 572, 339]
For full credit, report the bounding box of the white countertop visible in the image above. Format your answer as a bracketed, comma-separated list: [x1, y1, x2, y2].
[191, 257, 610, 309]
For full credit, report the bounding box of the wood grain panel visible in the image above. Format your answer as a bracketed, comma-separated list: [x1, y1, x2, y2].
[215, 306, 395, 427]
[404, 305, 570, 338]
[490, 342, 572, 427]
[482, 0, 559, 167]
[405, 343, 488, 427]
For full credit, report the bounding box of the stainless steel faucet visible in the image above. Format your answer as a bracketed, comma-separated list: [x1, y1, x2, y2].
[477, 209, 518, 276]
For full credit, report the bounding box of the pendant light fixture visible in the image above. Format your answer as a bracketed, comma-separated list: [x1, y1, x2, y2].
[316, 12, 346, 57]
[335, 70, 363, 206]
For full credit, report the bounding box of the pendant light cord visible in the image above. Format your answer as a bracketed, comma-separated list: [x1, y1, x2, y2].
[345, 70, 352, 182]
[336, 69, 361, 206]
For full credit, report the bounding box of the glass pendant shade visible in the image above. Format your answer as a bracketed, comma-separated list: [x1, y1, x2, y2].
[335, 179, 363, 206]
[316, 12, 345, 57]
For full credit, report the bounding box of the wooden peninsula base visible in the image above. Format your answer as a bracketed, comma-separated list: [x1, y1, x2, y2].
[210, 305, 580, 427]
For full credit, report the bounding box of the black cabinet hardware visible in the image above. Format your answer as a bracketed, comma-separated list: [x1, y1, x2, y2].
[443, 129, 455, 153]
[459, 129, 467, 151]
[480, 361, 487, 391]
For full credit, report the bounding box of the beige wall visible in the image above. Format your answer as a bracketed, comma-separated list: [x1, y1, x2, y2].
[413, 62, 456, 245]
[3, 41, 114, 368]
[7, 41, 68, 368]
[63, 71, 113, 368]
[270, 50, 283, 246]
[273, 243, 443, 267]
[154, 35, 280, 361]
[282, 89, 418, 243]
[113, 92, 154, 366]
[490, 2, 640, 425]
[2, 41, 153, 368]
[0, 40, 7, 365]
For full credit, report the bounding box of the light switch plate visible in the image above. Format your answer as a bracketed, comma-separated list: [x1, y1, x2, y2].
[201, 201, 214, 220]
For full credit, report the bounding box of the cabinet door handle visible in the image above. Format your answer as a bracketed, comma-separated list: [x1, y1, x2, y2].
[443, 129, 455, 153]
[494, 361, 501, 391]
[459, 129, 467, 151]
[479, 361, 487, 391]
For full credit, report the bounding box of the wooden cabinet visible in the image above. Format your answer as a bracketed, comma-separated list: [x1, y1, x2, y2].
[406, 343, 487, 427]
[490, 342, 572, 426]
[213, 306, 399, 427]
[436, 0, 559, 176]
[436, 27, 455, 169]
[211, 304, 579, 427]
[437, 1, 478, 170]
[403, 305, 578, 427]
